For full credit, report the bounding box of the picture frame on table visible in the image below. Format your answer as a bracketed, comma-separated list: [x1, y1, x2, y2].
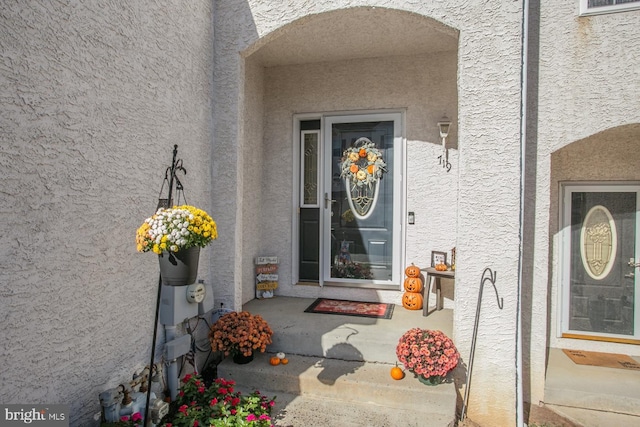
[431, 251, 447, 267]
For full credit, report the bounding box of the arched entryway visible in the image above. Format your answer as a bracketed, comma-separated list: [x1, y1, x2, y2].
[550, 123, 640, 347]
[238, 7, 460, 304]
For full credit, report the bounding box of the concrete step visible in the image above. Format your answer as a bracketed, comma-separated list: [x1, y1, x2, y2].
[226, 298, 458, 425]
[217, 351, 457, 425]
[544, 348, 640, 417]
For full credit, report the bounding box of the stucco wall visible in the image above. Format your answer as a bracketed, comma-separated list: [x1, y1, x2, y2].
[213, 2, 524, 425]
[0, 2, 213, 425]
[528, 2, 640, 405]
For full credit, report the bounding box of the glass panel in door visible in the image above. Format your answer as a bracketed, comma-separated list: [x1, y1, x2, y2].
[562, 185, 639, 339]
[324, 115, 400, 285]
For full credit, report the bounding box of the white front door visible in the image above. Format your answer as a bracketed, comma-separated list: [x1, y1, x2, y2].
[560, 183, 640, 342]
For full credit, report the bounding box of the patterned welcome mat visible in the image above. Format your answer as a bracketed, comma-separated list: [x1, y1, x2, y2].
[304, 298, 394, 319]
[562, 349, 640, 371]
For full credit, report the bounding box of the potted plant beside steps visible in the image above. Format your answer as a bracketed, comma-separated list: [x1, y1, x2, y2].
[209, 311, 274, 364]
[396, 328, 460, 386]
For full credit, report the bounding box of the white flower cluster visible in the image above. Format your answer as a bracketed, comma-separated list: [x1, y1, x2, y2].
[146, 208, 195, 252]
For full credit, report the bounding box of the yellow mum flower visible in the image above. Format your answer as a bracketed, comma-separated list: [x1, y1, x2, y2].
[137, 205, 218, 253]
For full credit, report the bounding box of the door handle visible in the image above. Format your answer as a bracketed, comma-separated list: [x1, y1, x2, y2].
[324, 193, 336, 209]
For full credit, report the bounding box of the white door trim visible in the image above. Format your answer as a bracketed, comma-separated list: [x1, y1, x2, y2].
[292, 110, 406, 289]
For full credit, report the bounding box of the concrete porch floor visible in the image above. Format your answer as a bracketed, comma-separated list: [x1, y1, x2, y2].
[542, 347, 640, 426]
[242, 296, 453, 363]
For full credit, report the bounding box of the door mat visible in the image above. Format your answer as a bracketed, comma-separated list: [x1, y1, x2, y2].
[304, 298, 394, 319]
[562, 349, 640, 371]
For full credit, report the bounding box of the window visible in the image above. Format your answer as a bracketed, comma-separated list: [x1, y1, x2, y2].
[300, 130, 320, 207]
[580, 0, 640, 15]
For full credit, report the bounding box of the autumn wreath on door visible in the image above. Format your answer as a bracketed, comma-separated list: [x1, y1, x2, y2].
[340, 137, 387, 219]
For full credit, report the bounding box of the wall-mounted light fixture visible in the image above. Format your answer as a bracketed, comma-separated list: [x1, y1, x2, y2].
[437, 115, 452, 153]
[437, 116, 453, 172]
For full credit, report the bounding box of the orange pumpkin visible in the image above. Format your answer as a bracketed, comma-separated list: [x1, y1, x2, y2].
[390, 363, 405, 380]
[402, 292, 423, 310]
[269, 356, 281, 366]
[403, 277, 423, 293]
[405, 263, 421, 278]
[281, 358, 289, 365]
[435, 263, 448, 272]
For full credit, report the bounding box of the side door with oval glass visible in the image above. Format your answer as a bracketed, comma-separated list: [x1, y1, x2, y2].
[563, 188, 638, 339]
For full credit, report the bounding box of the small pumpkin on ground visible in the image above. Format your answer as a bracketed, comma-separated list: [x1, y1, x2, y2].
[269, 356, 281, 366]
[281, 358, 289, 365]
[390, 363, 405, 380]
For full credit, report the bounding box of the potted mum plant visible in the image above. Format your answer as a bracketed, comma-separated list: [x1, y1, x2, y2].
[160, 373, 276, 427]
[136, 205, 218, 286]
[209, 311, 273, 364]
[396, 328, 460, 385]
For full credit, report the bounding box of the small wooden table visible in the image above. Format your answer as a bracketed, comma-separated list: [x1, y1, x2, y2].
[422, 267, 455, 316]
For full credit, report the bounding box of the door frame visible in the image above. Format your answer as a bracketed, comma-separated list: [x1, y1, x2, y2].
[292, 110, 406, 289]
[558, 181, 640, 343]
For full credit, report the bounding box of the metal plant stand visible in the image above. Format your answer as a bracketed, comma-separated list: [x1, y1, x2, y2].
[144, 145, 187, 426]
[460, 267, 504, 422]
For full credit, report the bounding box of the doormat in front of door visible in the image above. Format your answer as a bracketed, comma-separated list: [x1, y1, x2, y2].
[304, 298, 394, 319]
[562, 349, 640, 371]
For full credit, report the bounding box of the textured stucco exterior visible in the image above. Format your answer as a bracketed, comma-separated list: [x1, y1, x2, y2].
[1, 2, 214, 425]
[2, 0, 638, 425]
[527, 1, 640, 406]
[213, 2, 523, 425]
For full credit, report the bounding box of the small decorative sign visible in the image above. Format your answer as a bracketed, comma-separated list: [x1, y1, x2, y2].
[255, 256, 278, 299]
